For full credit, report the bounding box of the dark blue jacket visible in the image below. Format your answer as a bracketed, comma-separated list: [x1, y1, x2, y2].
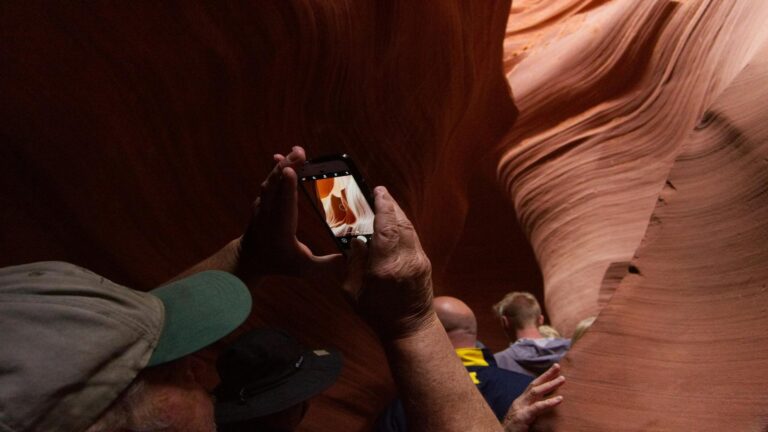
[375, 348, 533, 431]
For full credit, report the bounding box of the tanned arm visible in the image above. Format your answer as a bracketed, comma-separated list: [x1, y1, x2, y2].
[346, 187, 502, 432]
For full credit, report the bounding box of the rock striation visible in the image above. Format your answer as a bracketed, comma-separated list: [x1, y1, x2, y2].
[2, 0, 767, 430]
[501, 0, 768, 429]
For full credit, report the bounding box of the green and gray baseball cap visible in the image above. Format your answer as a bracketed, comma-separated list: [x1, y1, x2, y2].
[0, 261, 252, 432]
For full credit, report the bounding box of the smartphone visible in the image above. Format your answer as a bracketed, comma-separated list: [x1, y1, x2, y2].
[299, 154, 375, 250]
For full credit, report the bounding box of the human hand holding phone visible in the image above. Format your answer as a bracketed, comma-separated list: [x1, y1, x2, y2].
[342, 186, 434, 340]
[236, 146, 344, 280]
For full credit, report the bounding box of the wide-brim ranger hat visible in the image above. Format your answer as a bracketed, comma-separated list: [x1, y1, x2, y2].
[214, 329, 343, 423]
[0, 261, 252, 432]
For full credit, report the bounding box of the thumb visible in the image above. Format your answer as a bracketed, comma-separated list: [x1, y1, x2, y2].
[342, 237, 369, 301]
[305, 252, 346, 278]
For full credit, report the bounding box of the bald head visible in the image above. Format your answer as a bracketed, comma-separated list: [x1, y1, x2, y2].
[433, 296, 477, 349]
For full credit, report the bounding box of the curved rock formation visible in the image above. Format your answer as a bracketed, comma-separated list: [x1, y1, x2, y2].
[552, 44, 768, 429]
[500, 0, 768, 334]
[500, 0, 768, 429]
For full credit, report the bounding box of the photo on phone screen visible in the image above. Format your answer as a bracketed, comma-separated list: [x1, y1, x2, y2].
[300, 170, 374, 246]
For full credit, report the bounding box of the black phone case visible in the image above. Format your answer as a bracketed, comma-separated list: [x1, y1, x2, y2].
[299, 154, 375, 251]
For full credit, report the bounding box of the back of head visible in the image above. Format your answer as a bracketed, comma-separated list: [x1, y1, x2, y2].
[494, 291, 542, 329]
[433, 296, 477, 348]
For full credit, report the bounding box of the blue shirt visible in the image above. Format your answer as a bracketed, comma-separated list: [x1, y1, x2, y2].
[375, 348, 533, 431]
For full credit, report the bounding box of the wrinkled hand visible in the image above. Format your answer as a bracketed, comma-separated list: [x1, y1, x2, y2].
[503, 364, 565, 432]
[343, 186, 434, 340]
[236, 146, 343, 279]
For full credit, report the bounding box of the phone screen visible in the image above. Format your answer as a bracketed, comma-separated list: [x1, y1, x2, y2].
[300, 170, 374, 245]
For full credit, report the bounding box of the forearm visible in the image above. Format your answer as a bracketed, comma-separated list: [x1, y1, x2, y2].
[381, 313, 503, 432]
[168, 238, 253, 283]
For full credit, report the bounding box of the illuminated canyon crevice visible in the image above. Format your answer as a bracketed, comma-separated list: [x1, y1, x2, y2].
[499, 0, 768, 335]
[549, 37, 768, 431]
[2, 1, 768, 431]
[499, 0, 768, 429]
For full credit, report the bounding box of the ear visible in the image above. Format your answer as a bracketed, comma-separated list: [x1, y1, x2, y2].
[188, 356, 209, 380]
[165, 356, 204, 385]
[170, 356, 197, 382]
[188, 355, 219, 391]
[538, 315, 545, 326]
[500, 316, 510, 330]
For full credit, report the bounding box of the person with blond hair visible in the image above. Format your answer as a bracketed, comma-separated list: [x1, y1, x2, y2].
[571, 316, 597, 345]
[493, 292, 571, 377]
[537, 325, 561, 338]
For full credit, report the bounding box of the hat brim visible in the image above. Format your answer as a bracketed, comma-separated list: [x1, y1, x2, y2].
[147, 271, 252, 367]
[215, 348, 343, 423]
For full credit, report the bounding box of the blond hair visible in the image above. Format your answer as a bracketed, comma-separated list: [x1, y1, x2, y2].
[493, 292, 541, 329]
[571, 316, 596, 345]
[538, 325, 561, 338]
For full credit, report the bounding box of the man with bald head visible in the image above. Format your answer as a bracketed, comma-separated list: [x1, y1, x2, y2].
[434, 296, 479, 347]
[376, 296, 535, 431]
[432, 297, 534, 418]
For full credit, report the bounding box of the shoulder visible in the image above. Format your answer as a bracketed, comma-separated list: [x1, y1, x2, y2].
[493, 346, 515, 360]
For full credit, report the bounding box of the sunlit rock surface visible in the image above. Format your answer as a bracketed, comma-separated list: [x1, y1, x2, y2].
[2, 0, 767, 430]
[501, 0, 768, 335]
[551, 41, 768, 430]
[501, 0, 768, 429]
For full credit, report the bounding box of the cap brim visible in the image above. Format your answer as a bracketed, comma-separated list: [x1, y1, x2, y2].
[215, 348, 343, 423]
[147, 271, 252, 367]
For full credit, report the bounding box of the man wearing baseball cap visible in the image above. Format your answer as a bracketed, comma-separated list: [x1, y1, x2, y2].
[0, 262, 252, 432]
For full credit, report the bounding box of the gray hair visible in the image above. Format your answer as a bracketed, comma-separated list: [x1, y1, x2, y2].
[85, 375, 171, 432]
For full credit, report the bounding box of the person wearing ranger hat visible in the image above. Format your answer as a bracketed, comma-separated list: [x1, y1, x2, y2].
[214, 328, 343, 432]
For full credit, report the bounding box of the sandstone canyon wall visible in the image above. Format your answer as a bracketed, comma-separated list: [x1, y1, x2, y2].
[501, 0, 768, 430]
[2, 1, 767, 431]
[1, 2, 516, 430]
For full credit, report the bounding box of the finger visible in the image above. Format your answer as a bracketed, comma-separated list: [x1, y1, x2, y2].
[260, 155, 288, 203]
[505, 395, 564, 430]
[370, 186, 399, 258]
[250, 196, 262, 218]
[342, 237, 369, 300]
[306, 251, 346, 278]
[531, 363, 561, 387]
[311, 252, 346, 265]
[263, 146, 301, 191]
[524, 395, 564, 419]
[277, 166, 299, 237]
[390, 196, 420, 250]
[280, 146, 306, 169]
[529, 375, 565, 399]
